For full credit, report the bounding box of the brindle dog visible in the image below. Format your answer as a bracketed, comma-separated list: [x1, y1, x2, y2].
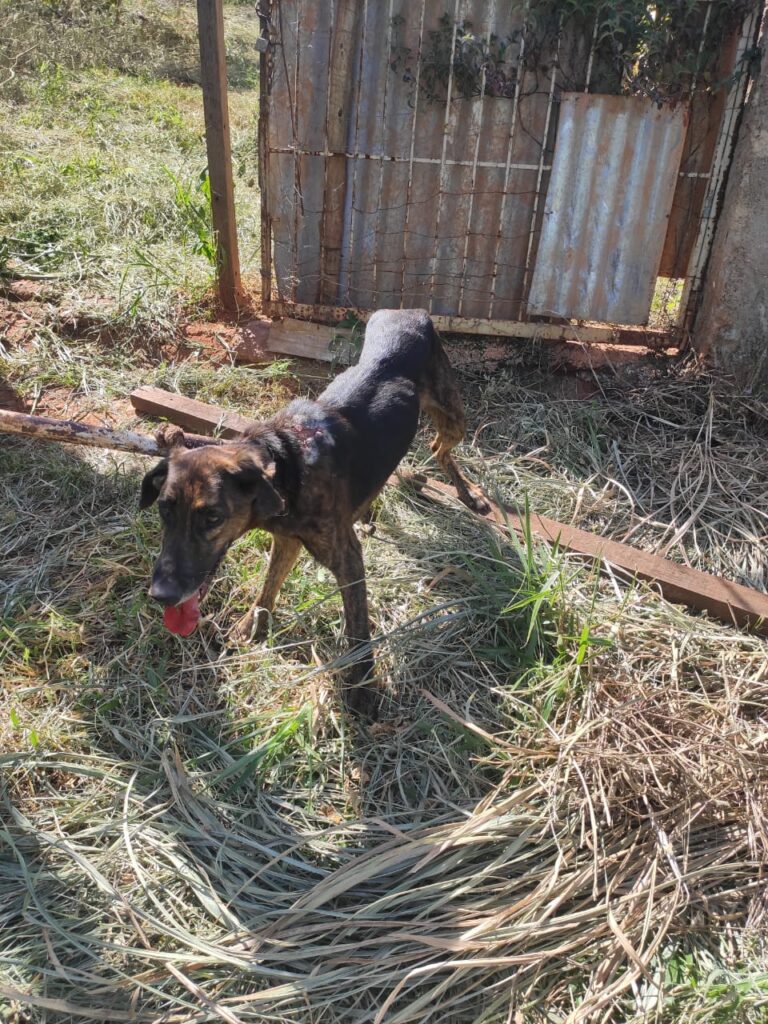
[140, 309, 486, 718]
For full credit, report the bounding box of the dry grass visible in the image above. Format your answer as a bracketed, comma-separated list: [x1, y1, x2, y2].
[1, 357, 768, 1023]
[2, 2, 768, 1020]
[467, 364, 768, 590]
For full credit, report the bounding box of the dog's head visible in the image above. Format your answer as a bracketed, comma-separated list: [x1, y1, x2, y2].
[139, 443, 284, 635]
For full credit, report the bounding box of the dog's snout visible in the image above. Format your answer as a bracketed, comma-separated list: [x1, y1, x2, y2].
[148, 577, 182, 607]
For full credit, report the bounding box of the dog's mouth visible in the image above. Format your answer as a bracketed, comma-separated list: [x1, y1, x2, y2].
[163, 580, 210, 637]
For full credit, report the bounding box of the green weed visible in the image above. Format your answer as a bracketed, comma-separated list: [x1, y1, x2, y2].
[165, 166, 217, 266]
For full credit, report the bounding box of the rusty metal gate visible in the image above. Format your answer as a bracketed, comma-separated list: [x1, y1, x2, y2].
[258, 1, 760, 342]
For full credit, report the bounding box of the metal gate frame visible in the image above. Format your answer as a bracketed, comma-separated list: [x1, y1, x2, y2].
[257, 1, 761, 346]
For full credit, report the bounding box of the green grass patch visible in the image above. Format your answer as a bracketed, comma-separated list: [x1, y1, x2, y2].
[0, 0, 260, 324]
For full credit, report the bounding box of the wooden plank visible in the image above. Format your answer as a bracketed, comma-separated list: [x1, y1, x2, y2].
[429, 0, 491, 317]
[253, 319, 659, 373]
[129, 388, 768, 637]
[265, 300, 675, 348]
[294, 1, 334, 304]
[404, 474, 768, 637]
[197, 0, 245, 312]
[264, 318, 354, 364]
[130, 386, 253, 437]
[319, 0, 360, 304]
[264, 0, 298, 302]
[345, 0, 400, 309]
[0, 408, 219, 456]
[370, 0, 417, 308]
[461, 6, 528, 319]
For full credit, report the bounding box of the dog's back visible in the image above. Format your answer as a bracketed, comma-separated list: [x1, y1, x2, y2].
[356, 308, 435, 376]
[314, 310, 435, 508]
[320, 309, 435, 407]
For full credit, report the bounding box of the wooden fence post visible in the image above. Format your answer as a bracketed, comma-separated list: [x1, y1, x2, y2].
[196, 0, 245, 313]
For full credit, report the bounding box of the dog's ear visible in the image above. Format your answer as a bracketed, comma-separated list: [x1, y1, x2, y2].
[139, 460, 168, 509]
[229, 452, 285, 518]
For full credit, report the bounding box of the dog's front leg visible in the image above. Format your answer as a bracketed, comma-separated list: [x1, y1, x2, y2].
[309, 528, 379, 720]
[232, 534, 302, 641]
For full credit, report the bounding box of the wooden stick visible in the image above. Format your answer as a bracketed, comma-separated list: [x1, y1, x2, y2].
[196, 0, 245, 312]
[0, 409, 220, 457]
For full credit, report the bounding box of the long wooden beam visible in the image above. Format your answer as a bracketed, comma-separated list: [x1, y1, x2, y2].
[402, 474, 768, 637]
[265, 300, 675, 349]
[124, 388, 768, 636]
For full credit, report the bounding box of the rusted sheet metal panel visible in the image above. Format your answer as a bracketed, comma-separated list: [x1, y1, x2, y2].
[528, 94, 687, 326]
[265, 0, 557, 318]
[660, 26, 740, 277]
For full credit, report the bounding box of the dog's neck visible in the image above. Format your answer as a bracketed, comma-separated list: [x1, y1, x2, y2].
[242, 420, 303, 512]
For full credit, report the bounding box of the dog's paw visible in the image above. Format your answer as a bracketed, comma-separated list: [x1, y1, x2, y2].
[454, 482, 491, 516]
[231, 607, 270, 644]
[342, 680, 382, 723]
[464, 488, 492, 516]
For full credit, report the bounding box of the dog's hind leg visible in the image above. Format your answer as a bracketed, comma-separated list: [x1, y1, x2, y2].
[421, 341, 490, 514]
[232, 534, 302, 641]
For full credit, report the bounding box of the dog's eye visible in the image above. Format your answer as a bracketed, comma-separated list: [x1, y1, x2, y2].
[205, 513, 223, 528]
[158, 503, 173, 523]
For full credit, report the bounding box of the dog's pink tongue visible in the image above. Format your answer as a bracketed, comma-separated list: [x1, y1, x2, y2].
[163, 593, 201, 637]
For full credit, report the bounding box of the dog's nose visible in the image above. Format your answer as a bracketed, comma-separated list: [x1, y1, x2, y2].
[148, 577, 182, 607]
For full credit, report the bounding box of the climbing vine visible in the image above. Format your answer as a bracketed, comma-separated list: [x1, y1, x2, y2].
[390, 0, 759, 105]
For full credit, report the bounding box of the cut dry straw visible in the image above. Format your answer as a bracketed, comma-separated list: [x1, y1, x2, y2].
[1, 361, 767, 1022]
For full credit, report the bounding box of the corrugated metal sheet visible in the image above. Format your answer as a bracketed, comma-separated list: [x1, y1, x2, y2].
[264, 0, 558, 317]
[261, 2, 739, 329]
[527, 94, 687, 326]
